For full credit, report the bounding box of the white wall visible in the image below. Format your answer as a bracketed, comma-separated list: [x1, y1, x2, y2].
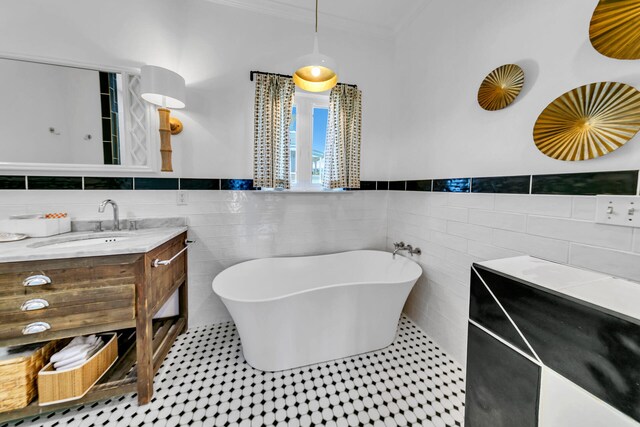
[389, 0, 640, 179]
[0, 190, 388, 327]
[0, 0, 394, 179]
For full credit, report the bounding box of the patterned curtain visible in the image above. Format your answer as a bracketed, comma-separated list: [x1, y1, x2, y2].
[323, 84, 362, 189]
[253, 74, 295, 189]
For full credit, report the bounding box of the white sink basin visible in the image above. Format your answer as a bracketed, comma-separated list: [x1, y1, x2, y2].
[28, 233, 133, 249]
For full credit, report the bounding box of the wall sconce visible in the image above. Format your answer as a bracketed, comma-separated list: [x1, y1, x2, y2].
[140, 65, 186, 172]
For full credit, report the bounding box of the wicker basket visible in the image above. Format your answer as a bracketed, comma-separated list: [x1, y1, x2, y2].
[0, 340, 60, 413]
[38, 333, 118, 406]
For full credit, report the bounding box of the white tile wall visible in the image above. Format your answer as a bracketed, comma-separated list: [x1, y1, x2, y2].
[3, 188, 638, 371]
[387, 191, 640, 365]
[0, 190, 388, 327]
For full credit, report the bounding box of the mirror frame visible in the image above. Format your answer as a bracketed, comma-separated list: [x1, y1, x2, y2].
[0, 52, 157, 174]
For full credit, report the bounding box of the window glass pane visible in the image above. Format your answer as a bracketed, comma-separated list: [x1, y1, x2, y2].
[312, 107, 328, 184]
[290, 106, 297, 184]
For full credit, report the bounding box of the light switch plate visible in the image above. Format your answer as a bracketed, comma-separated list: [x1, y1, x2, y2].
[595, 195, 640, 228]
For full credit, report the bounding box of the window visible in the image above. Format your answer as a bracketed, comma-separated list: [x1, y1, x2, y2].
[290, 106, 297, 184]
[289, 92, 329, 189]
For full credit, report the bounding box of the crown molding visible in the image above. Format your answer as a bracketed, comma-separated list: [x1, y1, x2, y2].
[204, 0, 395, 39]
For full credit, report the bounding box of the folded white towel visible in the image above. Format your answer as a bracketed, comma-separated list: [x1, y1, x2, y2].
[50, 335, 100, 363]
[53, 340, 104, 370]
[53, 349, 89, 369]
[49, 335, 105, 371]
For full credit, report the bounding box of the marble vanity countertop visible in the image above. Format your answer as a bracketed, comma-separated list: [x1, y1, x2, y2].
[476, 255, 640, 324]
[0, 226, 188, 263]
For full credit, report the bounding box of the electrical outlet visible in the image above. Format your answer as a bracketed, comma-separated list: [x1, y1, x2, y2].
[176, 191, 188, 206]
[595, 195, 640, 228]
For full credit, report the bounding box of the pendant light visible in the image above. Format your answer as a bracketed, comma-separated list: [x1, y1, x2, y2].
[293, 0, 338, 92]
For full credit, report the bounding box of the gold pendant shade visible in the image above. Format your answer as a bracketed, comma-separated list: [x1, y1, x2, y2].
[533, 82, 640, 161]
[477, 64, 525, 111]
[293, 65, 338, 93]
[589, 0, 640, 59]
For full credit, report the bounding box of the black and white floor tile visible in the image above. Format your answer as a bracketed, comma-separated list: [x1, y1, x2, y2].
[4, 316, 465, 427]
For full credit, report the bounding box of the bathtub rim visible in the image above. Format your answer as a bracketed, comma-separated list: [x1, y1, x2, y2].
[211, 249, 422, 304]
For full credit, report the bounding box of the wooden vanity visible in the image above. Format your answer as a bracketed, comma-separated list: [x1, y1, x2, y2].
[0, 231, 188, 422]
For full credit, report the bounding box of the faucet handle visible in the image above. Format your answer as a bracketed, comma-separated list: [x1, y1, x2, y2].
[93, 220, 103, 232]
[393, 241, 405, 249]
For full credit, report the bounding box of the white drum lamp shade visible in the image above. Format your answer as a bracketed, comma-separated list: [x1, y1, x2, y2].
[140, 65, 186, 109]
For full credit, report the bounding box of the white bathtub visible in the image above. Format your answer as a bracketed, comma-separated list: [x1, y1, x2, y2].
[212, 250, 422, 371]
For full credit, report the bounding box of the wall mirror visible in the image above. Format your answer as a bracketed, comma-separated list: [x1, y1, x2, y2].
[0, 56, 153, 172]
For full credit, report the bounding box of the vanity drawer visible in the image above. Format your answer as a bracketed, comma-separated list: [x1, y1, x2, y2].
[0, 305, 135, 341]
[0, 254, 140, 296]
[0, 282, 135, 318]
[0, 283, 135, 341]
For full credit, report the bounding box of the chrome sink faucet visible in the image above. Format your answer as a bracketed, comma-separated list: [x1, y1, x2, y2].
[393, 241, 422, 259]
[98, 199, 120, 231]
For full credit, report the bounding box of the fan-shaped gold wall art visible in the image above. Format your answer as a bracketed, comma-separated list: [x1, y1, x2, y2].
[589, 0, 640, 60]
[533, 82, 640, 161]
[477, 64, 525, 111]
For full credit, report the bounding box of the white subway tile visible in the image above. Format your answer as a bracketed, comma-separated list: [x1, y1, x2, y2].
[495, 194, 572, 218]
[447, 221, 493, 242]
[467, 241, 523, 261]
[424, 192, 449, 206]
[492, 229, 569, 263]
[430, 205, 468, 223]
[468, 209, 526, 232]
[448, 193, 495, 210]
[571, 197, 597, 221]
[431, 231, 468, 252]
[569, 244, 640, 282]
[528, 215, 633, 251]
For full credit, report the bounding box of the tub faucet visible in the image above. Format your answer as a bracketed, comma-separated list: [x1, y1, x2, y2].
[98, 199, 120, 231]
[393, 241, 422, 259]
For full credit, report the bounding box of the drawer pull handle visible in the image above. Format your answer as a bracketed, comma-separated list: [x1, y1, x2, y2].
[23, 274, 52, 287]
[20, 299, 50, 311]
[22, 321, 51, 335]
[152, 239, 195, 268]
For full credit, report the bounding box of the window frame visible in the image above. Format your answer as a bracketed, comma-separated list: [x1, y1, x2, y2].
[290, 91, 330, 191]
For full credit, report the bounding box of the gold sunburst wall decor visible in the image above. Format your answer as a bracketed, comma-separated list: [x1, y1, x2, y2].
[533, 82, 640, 161]
[477, 64, 525, 111]
[589, 0, 640, 60]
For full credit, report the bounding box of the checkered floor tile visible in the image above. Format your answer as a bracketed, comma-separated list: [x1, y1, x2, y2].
[3, 316, 465, 427]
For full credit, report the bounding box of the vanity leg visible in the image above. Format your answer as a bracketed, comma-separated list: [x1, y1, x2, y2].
[179, 250, 189, 333]
[136, 263, 154, 405]
[136, 318, 154, 404]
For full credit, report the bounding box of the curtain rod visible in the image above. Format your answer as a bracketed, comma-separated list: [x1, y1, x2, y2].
[249, 70, 357, 89]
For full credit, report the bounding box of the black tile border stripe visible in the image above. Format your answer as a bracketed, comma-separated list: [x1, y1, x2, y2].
[433, 178, 471, 193]
[84, 177, 133, 190]
[27, 176, 83, 190]
[472, 176, 531, 194]
[134, 177, 179, 190]
[531, 170, 638, 196]
[0, 175, 26, 190]
[0, 170, 636, 195]
[180, 178, 220, 190]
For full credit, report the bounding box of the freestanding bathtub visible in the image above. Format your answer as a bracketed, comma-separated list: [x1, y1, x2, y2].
[212, 250, 422, 371]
